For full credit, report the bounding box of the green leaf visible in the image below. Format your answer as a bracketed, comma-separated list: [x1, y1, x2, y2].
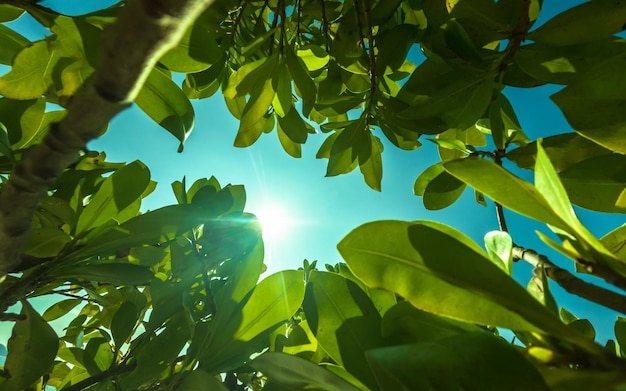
[414, 162, 466, 210]
[337, 220, 583, 339]
[534, 143, 621, 267]
[4, 300, 59, 391]
[601, 225, 626, 262]
[381, 302, 477, 345]
[444, 157, 566, 228]
[201, 270, 305, 372]
[233, 269, 305, 342]
[366, 332, 549, 391]
[135, 67, 195, 152]
[615, 317, 626, 354]
[159, 18, 221, 73]
[0, 24, 29, 65]
[22, 226, 71, 258]
[484, 231, 513, 274]
[251, 352, 361, 391]
[276, 105, 311, 144]
[42, 298, 82, 321]
[76, 161, 151, 234]
[303, 271, 383, 390]
[528, 0, 626, 46]
[559, 154, 626, 213]
[66, 204, 219, 261]
[397, 60, 493, 129]
[120, 313, 190, 390]
[84, 338, 114, 375]
[551, 53, 626, 154]
[235, 74, 276, 147]
[272, 60, 292, 118]
[286, 46, 316, 117]
[51, 263, 153, 285]
[0, 4, 24, 22]
[178, 370, 228, 391]
[507, 133, 612, 172]
[0, 40, 56, 99]
[489, 94, 506, 150]
[359, 134, 384, 191]
[297, 45, 330, 72]
[111, 301, 139, 348]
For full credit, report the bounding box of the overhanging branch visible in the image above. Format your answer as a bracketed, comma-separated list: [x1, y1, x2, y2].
[513, 246, 626, 315]
[0, 0, 214, 276]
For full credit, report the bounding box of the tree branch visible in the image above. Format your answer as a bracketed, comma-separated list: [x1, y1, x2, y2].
[0, 0, 214, 276]
[513, 246, 626, 315]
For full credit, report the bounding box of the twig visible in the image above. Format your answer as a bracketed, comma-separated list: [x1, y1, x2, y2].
[513, 246, 626, 315]
[0, 312, 25, 321]
[319, 0, 330, 52]
[576, 259, 626, 293]
[361, 0, 377, 121]
[0, 0, 213, 276]
[61, 362, 135, 391]
[492, 149, 509, 232]
[498, 0, 530, 72]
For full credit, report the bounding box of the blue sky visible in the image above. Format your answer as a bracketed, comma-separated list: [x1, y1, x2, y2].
[6, 0, 625, 342]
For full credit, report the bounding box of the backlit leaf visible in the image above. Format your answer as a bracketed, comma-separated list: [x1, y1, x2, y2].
[338, 220, 585, 340]
[135, 67, 195, 152]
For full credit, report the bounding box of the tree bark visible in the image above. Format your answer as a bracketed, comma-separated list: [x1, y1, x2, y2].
[0, 0, 214, 275]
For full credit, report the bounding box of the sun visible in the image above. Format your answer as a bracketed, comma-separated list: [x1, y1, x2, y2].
[253, 204, 292, 241]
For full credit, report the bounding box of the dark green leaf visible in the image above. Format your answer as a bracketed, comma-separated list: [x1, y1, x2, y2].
[507, 133, 612, 171]
[529, 1, 626, 46]
[559, 154, 626, 213]
[4, 300, 58, 391]
[159, 18, 221, 73]
[551, 53, 626, 154]
[303, 271, 383, 390]
[84, 337, 114, 375]
[42, 298, 82, 321]
[111, 301, 139, 348]
[251, 352, 361, 391]
[178, 370, 228, 390]
[366, 332, 550, 391]
[0, 24, 29, 65]
[51, 263, 153, 285]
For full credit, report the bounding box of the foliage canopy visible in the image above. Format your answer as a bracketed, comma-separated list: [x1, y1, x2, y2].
[2, 0, 626, 390]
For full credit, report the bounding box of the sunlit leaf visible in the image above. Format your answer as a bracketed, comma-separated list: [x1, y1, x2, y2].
[135, 67, 195, 152]
[0, 40, 56, 99]
[338, 220, 588, 342]
[76, 161, 151, 234]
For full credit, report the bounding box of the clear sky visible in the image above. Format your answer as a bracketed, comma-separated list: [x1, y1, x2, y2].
[7, 0, 625, 342]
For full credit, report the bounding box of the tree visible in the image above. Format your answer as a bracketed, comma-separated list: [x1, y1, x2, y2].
[1, 0, 626, 389]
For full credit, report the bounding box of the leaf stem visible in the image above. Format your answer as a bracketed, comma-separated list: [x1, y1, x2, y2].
[319, 0, 330, 52]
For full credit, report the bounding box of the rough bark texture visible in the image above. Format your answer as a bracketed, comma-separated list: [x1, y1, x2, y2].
[0, 0, 214, 275]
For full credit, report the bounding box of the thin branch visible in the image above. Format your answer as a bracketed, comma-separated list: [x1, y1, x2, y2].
[513, 246, 626, 315]
[577, 258, 626, 293]
[0, 312, 25, 321]
[492, 149, 509, 232]
[61, 362, 135, 391]
[0, 0, 214, 276]
[498, 0, 530, 72]
[360, 0, 377, 119]
[319, 0, 330, 52]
